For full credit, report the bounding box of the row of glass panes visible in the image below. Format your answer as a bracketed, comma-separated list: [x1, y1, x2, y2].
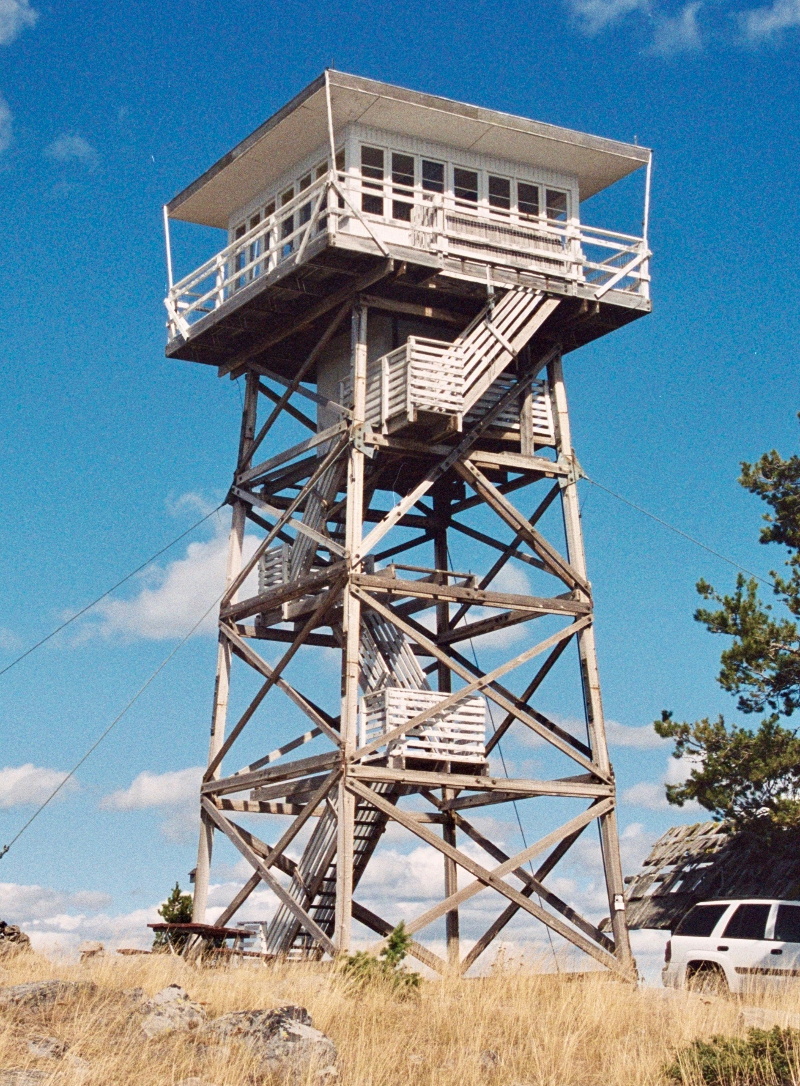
[359, 145, 570, 225]
[230, 151, 345, 285]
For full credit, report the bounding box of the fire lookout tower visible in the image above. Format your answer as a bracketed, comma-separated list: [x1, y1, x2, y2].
[163, 71, 651, 977]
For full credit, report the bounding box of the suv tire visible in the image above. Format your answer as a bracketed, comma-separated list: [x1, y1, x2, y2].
[686, 961, 728, 995]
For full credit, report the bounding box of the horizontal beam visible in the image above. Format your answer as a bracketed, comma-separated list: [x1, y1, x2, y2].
[351, 573, 589, 617]
[350, 763, 612, 799]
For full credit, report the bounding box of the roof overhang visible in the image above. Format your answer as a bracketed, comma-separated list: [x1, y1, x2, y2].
[167, 70, 650, 229]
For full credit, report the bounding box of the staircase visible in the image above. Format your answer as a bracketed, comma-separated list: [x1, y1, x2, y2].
[338, 287, 560, 434]
[261, 611, 430, 958]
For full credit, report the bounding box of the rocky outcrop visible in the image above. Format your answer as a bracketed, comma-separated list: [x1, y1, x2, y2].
[0, 980, 96, 1009]
[0, 922, 31, 960]
[203, 1004, 337, 1083]
[140, 984, 206, 1038]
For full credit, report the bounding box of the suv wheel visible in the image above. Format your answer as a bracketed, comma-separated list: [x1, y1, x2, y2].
[685, 962, 728, 995]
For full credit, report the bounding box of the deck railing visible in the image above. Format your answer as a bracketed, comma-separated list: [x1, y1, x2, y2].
[165, 170, 650, 341]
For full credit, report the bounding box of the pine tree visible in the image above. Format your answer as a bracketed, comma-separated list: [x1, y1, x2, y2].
[655, 422, 800, 830]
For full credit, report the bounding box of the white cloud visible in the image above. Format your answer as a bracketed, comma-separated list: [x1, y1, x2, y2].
[85, 529, 258, 641]
[740, 0, 800, 38]
[44, 134, 99, 170]
[0, 92, 10, 154]
[567, 0, 650, 34]
[0, 624, 21, 650]
[622, 755, 701, 810]
[101, 767, 203, 811]
[0, 0, 37, 46]
[0, 764, 78, 809]
[606, 719, 669, 749]
[101, 767, 203, 843]
[651, 1, 703, 52]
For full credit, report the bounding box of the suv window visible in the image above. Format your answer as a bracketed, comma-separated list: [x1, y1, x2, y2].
[722, 903, 771, 940]
[674, 903, 728, 936]
[775, 904, 800, 943]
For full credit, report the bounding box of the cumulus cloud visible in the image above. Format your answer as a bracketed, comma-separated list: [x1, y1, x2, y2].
[85, 529, 258, 641]
[0, 764, 78, 809]
[622, 754, 701, 811]
[651, 1, 703, 51]
[101, 767, 203, 811]
[0, 93, 10, 154]
[567, 0, 650, 34]
[101, 766, 203, 843]
[606, 719, 669, 749]
[44, 134, 99, 170]
[0, 0, 37, 46]
[740, 0, 800, 38]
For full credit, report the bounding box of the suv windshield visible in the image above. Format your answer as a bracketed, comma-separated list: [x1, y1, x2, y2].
[674, 903, 729, 937]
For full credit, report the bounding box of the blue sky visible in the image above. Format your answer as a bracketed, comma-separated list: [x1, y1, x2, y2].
[1, 0, 799, 976]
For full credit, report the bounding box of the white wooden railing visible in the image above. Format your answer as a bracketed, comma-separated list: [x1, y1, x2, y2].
[165, 170, 650, 340]
[359, 687, 487, 766]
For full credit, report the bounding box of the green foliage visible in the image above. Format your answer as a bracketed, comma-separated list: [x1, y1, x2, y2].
[665, 1026, 800, 1086]
[152, 882, 193, 949]
[654, 712, 800, 828]
[656, 424, 800, 829]
[339, 922, 421, 998]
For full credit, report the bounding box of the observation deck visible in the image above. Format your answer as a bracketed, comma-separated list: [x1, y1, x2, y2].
[163, 71, 651, 376]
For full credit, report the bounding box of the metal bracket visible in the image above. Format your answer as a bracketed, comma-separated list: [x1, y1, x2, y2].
[352, 425, 376, 459]
[557, 452, 585, 485]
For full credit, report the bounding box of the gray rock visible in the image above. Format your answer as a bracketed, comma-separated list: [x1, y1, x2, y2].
[78, 941, 104, 962]
[480, 1048, 500, 1068]
[0, 980, 96, 1008]
[26, 1035, 68, 1059]
[141, 984, 206, 1038]
[175, 1079, 221, 1086]
[204, 1004, 336, 1083]
[0, 1073, 57, 1086]
[0, 921, 32, 959]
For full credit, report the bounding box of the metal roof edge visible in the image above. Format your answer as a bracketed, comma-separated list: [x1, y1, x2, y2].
[326, 70, 651, 165]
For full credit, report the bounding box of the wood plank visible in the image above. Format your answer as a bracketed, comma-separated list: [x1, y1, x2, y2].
[351, 763, 612, 799]
[203, 751, 340, 797]
[351, 573, 589, 617]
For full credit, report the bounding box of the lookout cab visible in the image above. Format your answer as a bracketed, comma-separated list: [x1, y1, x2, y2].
[171, 71, 651, 975]
[164, 70, 650, 378]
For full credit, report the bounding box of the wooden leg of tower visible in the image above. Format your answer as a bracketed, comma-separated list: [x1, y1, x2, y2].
[548, 354, 635, 974]
[193, 372, 258, 923]
[433, 485, 459, 966]
[334, 304, 367, 955]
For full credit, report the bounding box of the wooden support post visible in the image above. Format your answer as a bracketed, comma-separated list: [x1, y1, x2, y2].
[193, 370, 258, 923]
[334, 303, 368, 955]
[548, 352, 634, 975]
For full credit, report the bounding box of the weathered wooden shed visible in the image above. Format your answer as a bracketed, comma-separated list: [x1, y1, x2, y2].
[624, 822, 800, 931]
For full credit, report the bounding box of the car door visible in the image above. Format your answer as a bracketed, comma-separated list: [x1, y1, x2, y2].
[770, 903, 800, 984]
[719, 902, 773, 991]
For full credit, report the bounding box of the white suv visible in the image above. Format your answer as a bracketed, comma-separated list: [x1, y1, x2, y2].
[663, 898, 800, 993]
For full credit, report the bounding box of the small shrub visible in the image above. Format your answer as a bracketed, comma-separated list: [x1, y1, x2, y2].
[666, 1026, 800, 1086]
[339, 922, 421, 998]
[152, 882, 193, 950]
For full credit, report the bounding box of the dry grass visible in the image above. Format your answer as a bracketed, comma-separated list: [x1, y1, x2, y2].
[1, 949, 797, 1086]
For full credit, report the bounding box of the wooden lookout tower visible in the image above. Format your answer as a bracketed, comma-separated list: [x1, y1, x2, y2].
[163, 71, 652, 976]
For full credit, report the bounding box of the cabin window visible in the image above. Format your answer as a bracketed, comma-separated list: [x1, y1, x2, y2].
[488, 175, 511, 214]
[454, 167, 478, 206]
[233, 222, 247, 289]
[517, 182, 539, 220]
[298, 172, 313, 227]
[248, 213, 261, 277]
[280, 186, 295, 257]
[545, 188, 568, 221]
[422, 159, 444, 196]
[361, 146, 385, 216]
[263, 201, 275, 261]
[391, 152, 414, 222]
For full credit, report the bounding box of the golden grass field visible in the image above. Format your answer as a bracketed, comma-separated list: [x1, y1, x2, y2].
[2, 949, 800, 1086]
